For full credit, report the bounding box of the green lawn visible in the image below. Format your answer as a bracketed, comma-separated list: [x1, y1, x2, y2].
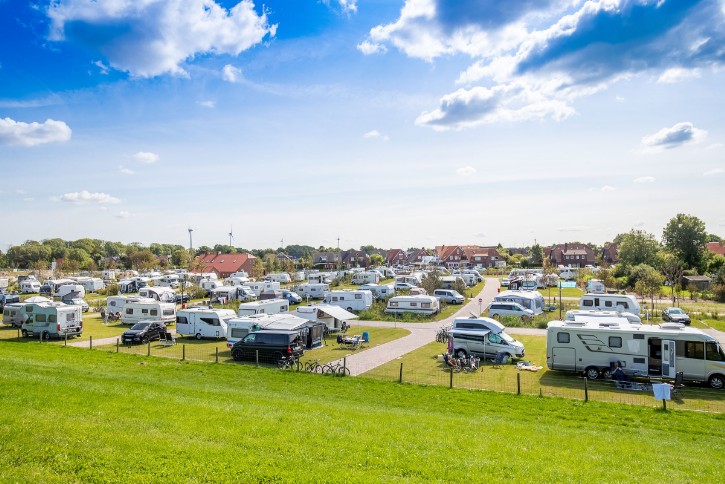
[0, 343, 722, 482]
[538, 286, 584, 298]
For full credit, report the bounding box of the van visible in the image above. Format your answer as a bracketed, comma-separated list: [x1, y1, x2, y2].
[230, 330, 305, 363]
[433, 289, 465, 305]
[486, 302, 534, 320]
[449, 317, 525, 360]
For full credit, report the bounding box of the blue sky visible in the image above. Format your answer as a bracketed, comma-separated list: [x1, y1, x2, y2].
[1, 0, 724, 252]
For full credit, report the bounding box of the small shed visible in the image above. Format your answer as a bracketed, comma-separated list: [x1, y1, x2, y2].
[681, 275, 712, 291]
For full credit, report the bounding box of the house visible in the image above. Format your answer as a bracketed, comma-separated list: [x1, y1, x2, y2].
[461, 245, 501, 268]
[602, 243, 619, 265]
[312, 252, 342, 269]
[546, 243, 596, 268]
[386, 249, 407, 266]
[196, 252, 256, 279]
[706, 241, 725, 256]
[436, 245, 466, 268]
[406, 248, 430, 265]
[681, 275, 712, 291]
[342, 250, 370, 268]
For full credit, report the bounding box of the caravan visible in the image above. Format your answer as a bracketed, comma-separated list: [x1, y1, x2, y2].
[138, 286, 176, 302]
[579, 293, 641, 315]
[76, 277, 105, 293]
[20, 302, 83, 339]
[493, 290, 545, 316]
[296, 283, 329, 300]
[176, 308, 235, 339]
[20, 280, 41, 294]
[55, 284, 86, 300]
[546, 320, 725, 389]
[350, 272, 380, 285]
[246, 281, 281, 296]
[2, 302, 29, 328]
[121, 298, 176, 325]
[323, 290, 373, 312]
[358, 284, 395, 300]
[237, 299, 289, 317]
[266, 273, 292, 284]
[385, 295, 440, 315]
[209, 286, 256, 303]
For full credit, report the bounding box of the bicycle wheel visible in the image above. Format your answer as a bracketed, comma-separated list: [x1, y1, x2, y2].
[336, 366, 350, 376]
[277, 359, 288, 370]
[321, 364, 333, 375]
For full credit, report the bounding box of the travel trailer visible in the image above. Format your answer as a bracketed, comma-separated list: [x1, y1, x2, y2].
[449, 316, 525, 360]
[156, 274, 180, 288]
[138, 286, 176, 302]
[323, 290, 373, 312]
[296, 283, 329, 300]
[295, 304, 358, 332]
[175, 308, 236, 339]
[225, 276, 251, 287]
[106, 296, 146, 316]
[385, 295, 440, 315]
[358, 284, 395, 300]
[350, 272, 380, 285]
[565, 309, 641, 325]
[237, 299, 289, 317]
[200, 279, 224, 294]
[493, 290, 545, 316]
[55, 284, 86, 300]
[246, 281, 281, 297]
[209, 286, 256, 303]
[586, 279, 606, 294]
[266, 273, 292, 284]
[20, 280, 41, 294]
[121, 298, 176, 325]
[226, 313, 317, 348]
[546, 320, 725, 389]
[2, 302, 29, 328]
[76, 277, 105, 293]
[307, 273, 333, 284]
[20, 302, 83, 339]
[579, 293, 641, 315]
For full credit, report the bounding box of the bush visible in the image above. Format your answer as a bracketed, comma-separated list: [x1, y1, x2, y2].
[711, 284, 725, 303]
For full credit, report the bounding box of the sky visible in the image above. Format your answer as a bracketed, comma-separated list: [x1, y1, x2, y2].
[1, 0, 724, 252]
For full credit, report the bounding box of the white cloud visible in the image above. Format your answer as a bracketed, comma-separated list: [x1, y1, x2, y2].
[337, 0, 357, 15]
[600, 185, 616, 192]
[222, 64, 242, 83]
[119, 166, 134, 175]
[633, 176, 656, 184]
[615, 96, 625, 103]
[703, 168, 724, 176]
[641, 122, 707, 150]
[198, 100, 216, 108]
[16, 189, 28, 195]
[117, 211, 132, 219]
[456, 166, 477, 176]
[47, 0, 276, 78]
[93, 60, 110, 74]
[657, 67, 701, 84]
[363, 129, 389, 140]
[706, 143, 724, 150]
[133, 151, 159, 164]
[59, 191, 120, 204]
[0, 117, 72, 146]
[357, 40, 387, 55]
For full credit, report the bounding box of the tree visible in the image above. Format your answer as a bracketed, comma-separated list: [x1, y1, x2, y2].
[630, 264, 663, 310]
[370, 254, 385, 267]
[129, 249, 156, 271]
[617, 229, 660, 268]
[662, 213, 707, 270]
[251, 257, 265, 279]
[171, 249, 191, 268]
[529, 244, 543, 266]
[656, 252, 684, 304]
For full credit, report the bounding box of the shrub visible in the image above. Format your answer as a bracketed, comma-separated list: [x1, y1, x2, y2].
[711, 284, 725, 303]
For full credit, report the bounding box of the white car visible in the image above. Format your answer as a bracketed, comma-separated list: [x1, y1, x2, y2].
[487, 301, 534, 320]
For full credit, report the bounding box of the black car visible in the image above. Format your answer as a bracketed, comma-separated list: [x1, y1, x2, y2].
[39, 284, 53, 296]
[231, 330, 304, 363]
[174, 294, 191, 304]
[121, 321, 167, 345]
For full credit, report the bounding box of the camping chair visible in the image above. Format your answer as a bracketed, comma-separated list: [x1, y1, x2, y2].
[361, 331, 370, 346]
[160, 332, 176, 346]
[491, 351, 508, 369]
[672, 371, 684, 394]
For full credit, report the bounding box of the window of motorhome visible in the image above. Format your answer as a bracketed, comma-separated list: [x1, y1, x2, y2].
[177, 316, 188, 325]
[200, 317, 220, 326]
[705, 342, 724, 361]
[126, 308, 133, 315]
[355, 294, 362, 299]
[49, 315, 56, 323]
[582, 300, 593, 307]
[605, 301, 613, 307]
[557, 333, 569, 343]
[231, 328, 249, 338]
[142, 309, 149, 315]
[683, 342, 704, 359]
[110, 301, 118, 307]
[619, 302, 630, 309]
[634, 334, 644, 340]
[36, 314, 46, 323]
[150, 309, 158, 316]
[410, 302, 418, 307]
[609, 336, 622, 348]
[26, 306, 34, 313]
[163, 309, 174, 316]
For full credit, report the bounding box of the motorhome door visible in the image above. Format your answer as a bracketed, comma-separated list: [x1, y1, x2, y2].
[661, 340, 676, 378]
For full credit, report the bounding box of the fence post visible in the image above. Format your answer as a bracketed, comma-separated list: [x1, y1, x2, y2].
[89, 335, 93, 350]
[662, 399, 667, 411]
[343, 357, 347, 376]
[39, 332, 42, 344]
[539, 388, 542, 398]
[584, 377, 589, 402]
[256, 350, 259, 367]
[215, 347, 219, 363]
[517, 373, 521, 395]
[147, 341, 151, 357]
[182, 344, 186, 361]
[399, 362, 404, 383]
[65, 332, 68, 346]
[449, 367, 454, 389]
[116, 338, 119, 353]
[17, 328, 20, 340]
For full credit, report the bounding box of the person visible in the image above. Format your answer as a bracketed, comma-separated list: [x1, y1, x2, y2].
[611, 361, 629, 382]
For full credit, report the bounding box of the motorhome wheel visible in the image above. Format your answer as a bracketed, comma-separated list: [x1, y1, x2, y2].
[455, 349, 467, 359]
[709, 374, 724, 390]
[585, 367, 600, 380]
[21, 329, 28, 337]
[195, 333, 202, 340]
[602, 369, 612, 380]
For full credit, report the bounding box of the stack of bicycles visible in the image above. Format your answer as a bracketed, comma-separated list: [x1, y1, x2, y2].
[436, 325, 451, 343]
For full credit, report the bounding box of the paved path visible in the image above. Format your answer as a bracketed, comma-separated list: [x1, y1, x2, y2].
[68, 336, 119, 348]
[335, 278, 502, 376]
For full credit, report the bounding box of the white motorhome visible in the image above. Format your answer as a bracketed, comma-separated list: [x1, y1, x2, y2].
[121, 298, 176, 325]
[209, 286, 256, 303]
[2, 302, 30, 328]
[246, 281, 281, 297]
[358, 283, 395, 300]
[295, 304, 359, 332]
[76, 277, 105, 292]
[323, 290, 373, 312]
[350, 271, 380, 285]
[449, 316, 525, 359]
[546, 320, 725, 389]
[293, 271, 306, 282]
[296, 283, 329, 300]
[55, 284, 86, 300]
[565, 309, 641, 325]
[307, 273, 332, 284]
[21, 302, 83, 339]
[225, 276, 251, 287]
[157, 274, 180, 288]
[385, 295, 440, 315]
[493, 290, 545, 316]
[266, 273, 292, 284]
[395, 275, 422, 286]
[0, 278, 8, 290]
[200, 279, 223, 293]
[375, 267, 396, 278]
[586, 279, 606, 294]
[176, 308, 235, 339]
[226, 313, 311, 347]
[559, 267, 578, 281]
[237, 299, 289, 317]
[20, 280, 41, 294]
[451, 272, 478, 287]
[138, 286, 176, 302]
[579, 293, 641, 315]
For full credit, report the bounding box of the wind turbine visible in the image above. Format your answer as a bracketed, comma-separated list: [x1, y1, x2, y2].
[229, 227, 234, 248]
[188, 227, 193, 251]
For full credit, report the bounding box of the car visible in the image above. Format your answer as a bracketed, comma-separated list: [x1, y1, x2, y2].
[0, 293, 20, 312]
[281, 290, 302, 304]
[661, 307, 691, 325]
[121, 321, 167, 345]
[62, 297, 89, 312]
[174, 294, 191, 304]
[433, 289, 465, 304]
[394, 282, 417, 291]
[487, 301, 535, 320]
[230, 330, 305, 363]
[39, 284, 53, 296]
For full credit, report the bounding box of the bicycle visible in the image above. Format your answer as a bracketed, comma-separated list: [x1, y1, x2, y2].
[436, 325, 450, 343]
[277, 355, 299, 370]
[304, 359, 323, 374]
[322, 361, 350, 376]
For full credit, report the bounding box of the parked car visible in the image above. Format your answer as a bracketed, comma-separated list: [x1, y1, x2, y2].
[0, 293, 20, 312]
[487, 301, 534, 320]
[39, 284, 53, 296]
[394, 282, 417, 291]
[433, 289, 465, 304]
[661, 307, 691, 325]
[121, 321, 167, 345]
[230, 330, 305, 363]
[281, 290, 302, 304]
[62, 298, 89, 312]
[174, 294, 191, 304]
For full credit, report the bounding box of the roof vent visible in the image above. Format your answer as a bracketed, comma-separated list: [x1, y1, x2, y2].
[659, 322, 685, 330]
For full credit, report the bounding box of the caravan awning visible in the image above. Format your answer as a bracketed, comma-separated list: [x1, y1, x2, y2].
[317, 305, 359, 321]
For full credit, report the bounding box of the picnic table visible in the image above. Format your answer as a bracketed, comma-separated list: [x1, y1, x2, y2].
[337, 333, 362, 350]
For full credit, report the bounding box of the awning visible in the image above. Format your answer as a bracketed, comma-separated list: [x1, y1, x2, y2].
[316, 305, 359, 321]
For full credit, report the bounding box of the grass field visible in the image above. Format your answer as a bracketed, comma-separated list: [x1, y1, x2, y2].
[0, 343, 722, 482]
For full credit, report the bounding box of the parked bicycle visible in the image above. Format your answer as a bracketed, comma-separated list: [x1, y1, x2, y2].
[436, 325, 450, 343]
[322, 361, 350, 376]
[277, 355, 299, 370]
[304, 359, 323, 374]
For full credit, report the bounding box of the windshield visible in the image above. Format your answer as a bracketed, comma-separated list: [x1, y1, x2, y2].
[500, 331, 515, 344]
[131, 322, 150, 330]
[669, 308, 684, 315]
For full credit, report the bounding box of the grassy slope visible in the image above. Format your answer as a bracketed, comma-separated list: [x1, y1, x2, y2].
[0, 344, 723, 482]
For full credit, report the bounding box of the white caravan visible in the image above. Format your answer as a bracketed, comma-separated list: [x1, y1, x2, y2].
[559, 267, 578, 281]
[323, 290, 373, 312]
[76, 277, 105, 292]
[307, 273, 333, 284]
[586, 279, 606, 294]
[375, 267, 396, 278]
[106, 296, 146, 316]
[175, 308, 236, 339]
[3, 303, 30, 328]
[138, 286, 176, 302]
[237, 299, 289, 317]
[266, 273, 292, 284]
[210, 286, 256, 303]
[20, 280, 41, 294]
[296, 283, 329, 300]
[200, 279, 223, 293]
[395, 274, 423, 286]
[55, 284, 86, 300]
[225, 276, 251, 287]
[226, 313, 310, 347]
[246, 281, 281, 297]
[579, 293, 641, 315]
[157, 274, 180, 288]
[546, 320, 725, 389]
[121, 298, 176, 325]
[21, 302, 83, 339]
[449, 316, 525, 359]
[385, 295, 440, 315]
[565, 309, 641, 325]
[358, 283, 395, 300]
[493, 290, 545, 316]
[295, 304, 359, 332]
[350, 272, 380, 285]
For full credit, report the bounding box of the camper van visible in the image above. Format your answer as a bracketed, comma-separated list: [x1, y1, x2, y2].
[579, 293, 641, 315]
[546, 320, 725, 389]
[449, 316, 525, 360]
[565, 309, 641, 325]
[323, 290, 373, 312]
[385, 295, 440, 315]
[226, 313, 314, 347]
[138, 286, 176, 302]
[2, 302, 29, 328]
[246, 281, 282, 297]
[20, 280, 41, 294]
[296, 283, 329, 300]
[358, 284, 395, 300]
[295, 304, 358, 332]
[350, 272, 380, 285]
[493, 290, 545, 316]
[237, 299, 289, 317]
[176, 308, 236, 339]
[266, 273, 292, 284]
[121, 298, 176, 325]
[20, 302, 83, 339]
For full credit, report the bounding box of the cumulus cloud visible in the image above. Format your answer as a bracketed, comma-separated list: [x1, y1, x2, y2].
[198, 100, 216, 108]
[46, 0, 276, 78]
[633, 176, 656, 184]
[456, 166, 477, 176]
[59, 191, 120, 204]
[703, 168, 724, 176]
[357, 40, 387, 55]
[119, 166, 134, 175]
[322, 0, 357, 15]
[222, 64, 242, 82]
[363, 129, 389, 140]
[133, 151, 159, 164]
[657, 67, 701, 84]
[641, 122, 707, 149]
[117, 211, 132, 218]
[0, 117, 72, 146]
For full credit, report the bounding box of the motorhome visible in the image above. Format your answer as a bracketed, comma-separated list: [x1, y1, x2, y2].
[0, 278, 8, 291]
[76, 277, 105, 293]
[20, 302, 83, 339]
[2, 302, 29, 328]
[106, 296, 145, 316]
[293, 271, 306, 282]
[586, 279, 606, 294]
[395, 275, 421, 287]
[358, 284, 395, 300]
[295, 304, 359, 332]
[579, 293, 641, 315]
[237, 299, 289, 317]
[296, 283, 329, 300]
[20, 280, 41, 294]
[121, 298, 176, 325]
[55, 284, 86, 300]
[175, 308, 236, 339]
[565, 309, 641, 325]
[493, 290, 545, 316]
[200, 279, 223, 294]
[350, 272, 380, 285]
[225, 276, 251, 287]
[157, 274, 180, 288]
[546, 320, 725, 389]
[246, 281, 281, 297]
[138, 286, 176, 302]
[449, 316, 525, 360]
[452, 272, 478, 287]
[225, 313, 317, 348]
[559, 267, 578, 281]
[375, 267, 396, 278]
[307, 273, 333, 284]
[266, 273, 292, 284]
[323, 290, 373, 312]
[385, 295, 440, 315]
[209, 286, 256, 303]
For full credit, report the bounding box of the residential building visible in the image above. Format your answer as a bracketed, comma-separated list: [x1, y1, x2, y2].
[196, 252, 256, 278]
[546, 243, 596, 268]
[706, 241, 725, 256]
[602, 243, 619, 265]
[386, 249, 407, 266]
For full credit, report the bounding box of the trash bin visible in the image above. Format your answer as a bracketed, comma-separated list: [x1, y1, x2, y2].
[362, 331, 370, 343]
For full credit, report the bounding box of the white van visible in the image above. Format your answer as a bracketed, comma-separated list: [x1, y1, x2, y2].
[450, 317, 525, 360]
[579, 293, 641, 315]
[385, 295, 440, 315]
[433, 289, 465, 305]
[296, 283, 329, 300]
[176, 308, 235, 339]
[121, 299, 176, 325]
[237, 299, 289, 317]
[323, 290, 373, 312]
